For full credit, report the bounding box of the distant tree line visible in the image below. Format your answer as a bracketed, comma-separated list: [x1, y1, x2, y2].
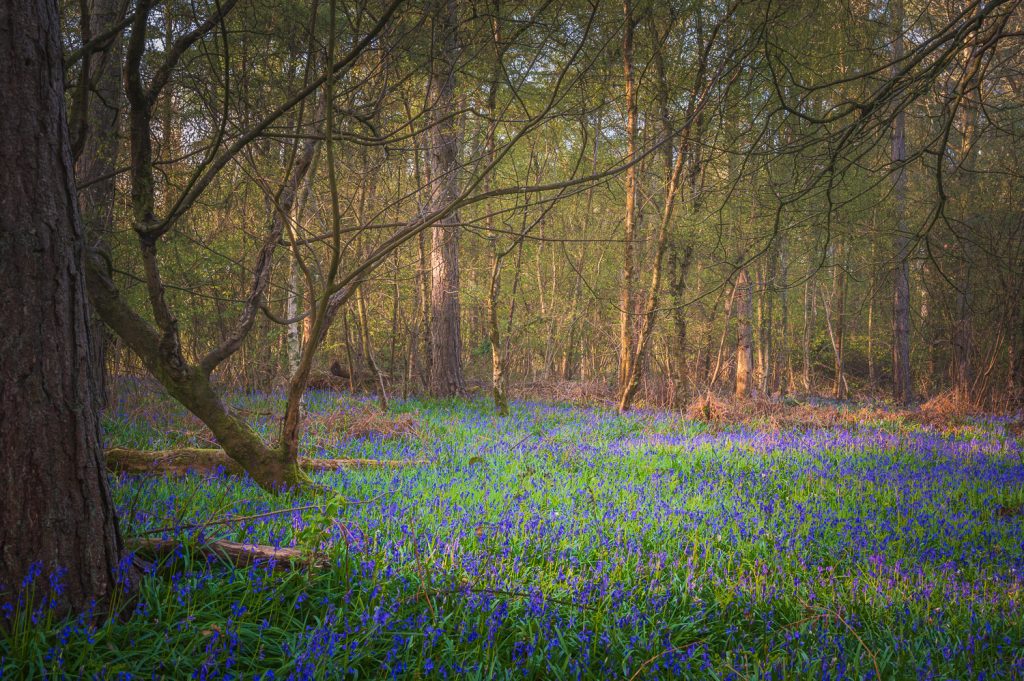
[58, 0, 1024, 483]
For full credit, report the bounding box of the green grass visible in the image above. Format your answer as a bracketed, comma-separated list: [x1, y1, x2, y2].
[2, 387, 1022, 679]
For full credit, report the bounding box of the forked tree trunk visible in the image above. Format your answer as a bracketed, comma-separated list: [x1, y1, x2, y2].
[1, 0, 128, 613]
[427, 0, 465, 397]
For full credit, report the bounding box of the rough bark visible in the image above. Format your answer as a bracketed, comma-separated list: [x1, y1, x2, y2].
[427, 0, 465, 397]
[0, 0, 127, 614]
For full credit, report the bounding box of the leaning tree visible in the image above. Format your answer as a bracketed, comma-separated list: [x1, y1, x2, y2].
[83, 0, 614, 491]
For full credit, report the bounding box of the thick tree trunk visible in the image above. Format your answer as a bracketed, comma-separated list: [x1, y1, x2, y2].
[0, 0, 127, 614]
[427, 0, 465, 397]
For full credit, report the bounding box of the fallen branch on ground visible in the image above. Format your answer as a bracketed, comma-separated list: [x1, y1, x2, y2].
[127, 537, 322, 570]
[106, 447, 429, 476]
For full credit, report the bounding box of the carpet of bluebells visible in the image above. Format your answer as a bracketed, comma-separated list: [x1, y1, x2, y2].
[2, 383, 1024, 679]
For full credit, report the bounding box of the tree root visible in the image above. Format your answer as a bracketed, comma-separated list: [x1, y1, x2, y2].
[126, 537, 321, 570]
[105, 447, 429, 477]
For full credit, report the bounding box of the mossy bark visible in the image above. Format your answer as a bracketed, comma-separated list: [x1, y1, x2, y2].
[86, 259, 309, 491]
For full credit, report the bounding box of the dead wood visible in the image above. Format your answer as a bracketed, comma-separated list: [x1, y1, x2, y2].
[106, 447, 429, 477]
[127, 537, 320, 570]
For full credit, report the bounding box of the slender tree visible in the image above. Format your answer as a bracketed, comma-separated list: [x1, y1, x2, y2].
[890, 0, 914, 406]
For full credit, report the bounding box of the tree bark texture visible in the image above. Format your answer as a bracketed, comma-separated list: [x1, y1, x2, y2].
[0, 0, 127, 614]
[427, 0, 465, 397]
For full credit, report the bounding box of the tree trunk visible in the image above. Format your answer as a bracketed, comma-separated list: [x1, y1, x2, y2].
[356, 285, 389, 411]
[427, 0, 465, 397]
[286, 145, 319, 381]
[487, 246, 509, 415]
[891, 0, 914, 406]
[952, 90, 980, 403]
[777, 236, 790, 394]
[482, 4, 508, 415]
[867, 240, 877, 388]
[618, 0, 638, 390]
[735, 267, 754, 397]
[74, 0, 125, 406]
[833, 243, 848, 399]
[802, 278, 813, 392]
[953, 257, 974, 401]
[0, 0, 128, 614]
[668, 245, 693, 401]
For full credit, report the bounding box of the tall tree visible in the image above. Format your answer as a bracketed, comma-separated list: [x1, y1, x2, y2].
[618, 0, 639, 391]
[428, 0, 466, 397]
[0, 0, 127, 613]
[891, 0, 913, 405]
[735, 266, 754, 397]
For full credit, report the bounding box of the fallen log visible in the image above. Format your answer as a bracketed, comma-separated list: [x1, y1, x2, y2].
[127, 537, 320, 570]
[106, 447, 429, 477]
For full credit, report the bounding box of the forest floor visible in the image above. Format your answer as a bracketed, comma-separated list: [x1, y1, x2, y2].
[3, 383, 1024, 679]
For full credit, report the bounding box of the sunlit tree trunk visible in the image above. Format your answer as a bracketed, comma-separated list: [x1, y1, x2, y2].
[735, 267, 754, 397]
[618, 0, 638, 390]
[427, 0, 465, 397]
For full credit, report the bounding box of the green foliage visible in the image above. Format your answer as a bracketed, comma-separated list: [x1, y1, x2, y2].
[4, 391, 1023, 678]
